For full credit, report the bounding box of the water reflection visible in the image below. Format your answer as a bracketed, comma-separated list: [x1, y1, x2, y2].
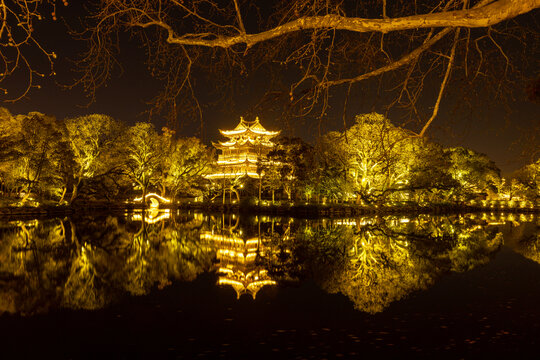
[0, 211, 537, 315]
[200, 214, 278, 299]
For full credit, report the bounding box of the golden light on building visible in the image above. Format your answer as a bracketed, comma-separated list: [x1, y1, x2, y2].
[206, 117, 280, 179]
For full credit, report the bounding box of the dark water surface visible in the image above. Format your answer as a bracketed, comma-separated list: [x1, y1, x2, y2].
[0, 211, 539, 358]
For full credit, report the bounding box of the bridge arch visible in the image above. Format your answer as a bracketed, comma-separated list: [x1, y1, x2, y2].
[133, 193, 171, 208]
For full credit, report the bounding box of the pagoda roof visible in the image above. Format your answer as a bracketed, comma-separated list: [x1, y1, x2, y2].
[213, 137, 275, 149]
[219, 117, 280, 137]
[217, 269, 276, 299]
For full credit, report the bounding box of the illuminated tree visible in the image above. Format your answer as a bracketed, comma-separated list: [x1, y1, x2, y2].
[260, 161, 282, 204]
[0, 108, 24, 197]
[256, 137, 307, 203]
[64, 114, 125, 204]
[79, 0, 538, 133]
[403, 141, 459, 203]
[444, 146, 501, 201]
[7, 112, 70, 203]
[163, 137, 214, 200]
[268, 138, 315, 201]
[124, 122, 163, 202]
[506, 159, 540, 201]
[309, 133, 352, 203]
[323, 113, 419, 204]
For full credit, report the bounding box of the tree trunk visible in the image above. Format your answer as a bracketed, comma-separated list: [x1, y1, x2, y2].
[258, 176, 262, 203]
[142, 183, 147, 208]
[58, 186, 67, 204]
[222, 177, 226, 204]
[69, 183, 79, 205]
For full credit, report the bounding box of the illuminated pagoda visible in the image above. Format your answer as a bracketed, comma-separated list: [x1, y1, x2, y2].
[206, 117, 280, 179]
[200, 218, 276, 299]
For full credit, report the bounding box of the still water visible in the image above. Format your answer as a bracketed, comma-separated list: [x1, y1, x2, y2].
[1, 210, 539, 358]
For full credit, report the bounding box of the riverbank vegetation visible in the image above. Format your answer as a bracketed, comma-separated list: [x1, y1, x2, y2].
[0, 108, 538, 209]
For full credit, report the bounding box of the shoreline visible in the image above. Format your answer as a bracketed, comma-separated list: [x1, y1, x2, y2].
[0, 201, 538, 219]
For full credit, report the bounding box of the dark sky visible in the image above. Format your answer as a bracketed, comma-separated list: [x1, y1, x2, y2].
[2, 2, 539, 175]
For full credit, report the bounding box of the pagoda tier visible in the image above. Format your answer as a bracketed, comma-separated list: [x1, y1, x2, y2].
[207, 117, 280, 179]
[200, 230, 276, 299]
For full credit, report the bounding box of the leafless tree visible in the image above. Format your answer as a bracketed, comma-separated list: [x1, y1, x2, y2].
[75, 0, 539, 134]
[0, 0, 68, 101]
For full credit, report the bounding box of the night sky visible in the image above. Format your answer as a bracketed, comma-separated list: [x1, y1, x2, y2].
[2, 2, 539, 174]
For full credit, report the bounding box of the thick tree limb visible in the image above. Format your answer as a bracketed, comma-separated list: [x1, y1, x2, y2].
[136, 0, 539, 48]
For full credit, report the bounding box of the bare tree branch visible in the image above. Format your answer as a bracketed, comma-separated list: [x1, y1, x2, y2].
[419, 27, 461, 136]
[135, 0, 538, 48]
[0, 0, 65, 101]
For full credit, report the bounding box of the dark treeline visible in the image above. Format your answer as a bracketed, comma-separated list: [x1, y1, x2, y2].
[0, 109, 538, 207]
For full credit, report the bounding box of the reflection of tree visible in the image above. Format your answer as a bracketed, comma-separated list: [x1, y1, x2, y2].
[510, 218, 540, 264]
[0, 213, 213, 314]
[264, 215, 504, 314]
[0, 219, 72, 315]
[0, 213, 533, 316]
[264, 221, 353, 284]
[62, 244, 107, 310]
[328, 217, 502, 313]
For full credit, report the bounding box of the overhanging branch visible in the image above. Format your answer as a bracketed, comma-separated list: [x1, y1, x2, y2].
[138, 0, 540, 48]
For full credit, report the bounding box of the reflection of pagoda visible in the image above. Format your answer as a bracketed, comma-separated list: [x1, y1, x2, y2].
[206, 117, 280, 179]
[200, 217, 276, 299]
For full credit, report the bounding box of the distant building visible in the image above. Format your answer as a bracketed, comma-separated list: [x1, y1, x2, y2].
[206, 117, 280, 179]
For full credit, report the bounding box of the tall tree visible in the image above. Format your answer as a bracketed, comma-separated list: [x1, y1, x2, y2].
[65, 114, 125, 204]
[444, 146, 501, 200]
[163, 136, 214, 200]
[328, 113, 416, 204]
[125, 122, 163, 202]
[11, 112, 68, 203]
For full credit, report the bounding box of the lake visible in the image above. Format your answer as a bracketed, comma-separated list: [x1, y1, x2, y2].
[0, 210, 539, 358]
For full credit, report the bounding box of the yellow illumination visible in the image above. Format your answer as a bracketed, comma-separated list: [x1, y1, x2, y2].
[206, 117, 280, 179]
[133, 193, 171, 204]
[201, 225, 276, 299]
[132, 209, 171, 224]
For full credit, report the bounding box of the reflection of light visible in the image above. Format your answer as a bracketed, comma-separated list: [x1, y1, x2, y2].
[399, 218, 410, 223]
[334, 219, 357, 226]
[217, 249, 257, 263]
[206, 172, 260, 178]
[217, 269, 277, 299]
[132, 209, 171, 224]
